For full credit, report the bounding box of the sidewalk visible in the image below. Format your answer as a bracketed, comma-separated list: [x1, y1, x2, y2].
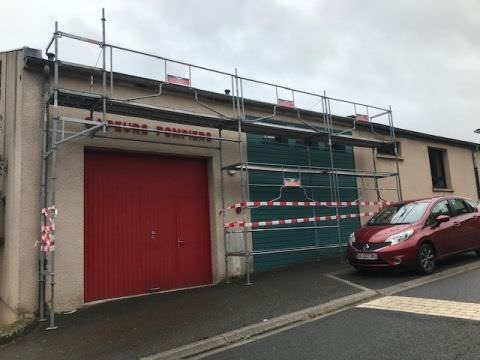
[0, 257, 358, 360]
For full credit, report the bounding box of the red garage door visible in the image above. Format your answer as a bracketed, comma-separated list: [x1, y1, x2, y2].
[84, 150, 212, 302]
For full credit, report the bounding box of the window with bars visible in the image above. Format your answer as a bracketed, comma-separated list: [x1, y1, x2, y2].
[377, 142, 401, 157]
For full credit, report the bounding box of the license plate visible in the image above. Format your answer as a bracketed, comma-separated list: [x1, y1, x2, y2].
[356, 252, 378, 260]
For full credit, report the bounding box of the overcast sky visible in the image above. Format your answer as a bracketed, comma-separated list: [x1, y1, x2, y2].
[1, 0, 479, 143]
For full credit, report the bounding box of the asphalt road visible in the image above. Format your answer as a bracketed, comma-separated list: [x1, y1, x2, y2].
[206, 266, 480, 360]
[400, 267, 480, 303]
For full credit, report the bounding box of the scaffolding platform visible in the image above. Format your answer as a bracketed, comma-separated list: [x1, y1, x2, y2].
[54, 88, 236, 129]
[223, 162, 398, 179]
[53, 88, 394, 148]
[226, 243, 346, 257]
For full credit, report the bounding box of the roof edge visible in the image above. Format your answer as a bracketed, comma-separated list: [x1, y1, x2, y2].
[22, 49, 480, 149]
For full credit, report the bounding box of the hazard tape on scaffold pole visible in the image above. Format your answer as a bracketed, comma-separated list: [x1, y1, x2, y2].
[40, 206, 58, 252]
[225, 211, 377, 229]
[226, 200, 391, 209]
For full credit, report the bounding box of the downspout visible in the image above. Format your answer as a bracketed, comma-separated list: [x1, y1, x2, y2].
[38, 55, 52, 321]
[473, 147, 480, 200]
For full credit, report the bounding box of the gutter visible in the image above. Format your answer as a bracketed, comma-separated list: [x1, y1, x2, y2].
[473, 147, 480, 200]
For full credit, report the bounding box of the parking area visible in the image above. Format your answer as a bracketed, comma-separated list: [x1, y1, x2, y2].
[334, 252, 479, 290]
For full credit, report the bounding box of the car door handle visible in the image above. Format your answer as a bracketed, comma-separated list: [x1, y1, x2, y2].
[453, 222, 461, 227]
[177, 238, 185, 248]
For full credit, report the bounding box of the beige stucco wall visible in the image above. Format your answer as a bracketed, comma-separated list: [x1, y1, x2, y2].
[354, 128, 480, 224]
[0, 48, 479, 323]
[0, 49, 29, 325]
[354, 128, 479, 202]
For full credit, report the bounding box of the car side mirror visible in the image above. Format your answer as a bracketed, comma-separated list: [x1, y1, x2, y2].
[436, 214, 450, 223]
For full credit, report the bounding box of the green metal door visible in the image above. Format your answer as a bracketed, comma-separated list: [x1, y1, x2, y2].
[247, 133, 360, 272]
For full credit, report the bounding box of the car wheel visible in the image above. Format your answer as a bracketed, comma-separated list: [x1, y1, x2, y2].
[417, 243, 436, 275]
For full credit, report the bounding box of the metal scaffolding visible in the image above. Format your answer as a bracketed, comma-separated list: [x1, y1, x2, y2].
[38, 9, 401, 328]
[222, 91, 402, 284]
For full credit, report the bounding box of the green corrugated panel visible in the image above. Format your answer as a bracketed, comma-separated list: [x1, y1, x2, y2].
[247, 131, 361, 272]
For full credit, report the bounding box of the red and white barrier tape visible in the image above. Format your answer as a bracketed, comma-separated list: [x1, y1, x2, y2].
[225, 211, 376, 229]
[227, 201, 391, 209]
[40, 206, 57, 252]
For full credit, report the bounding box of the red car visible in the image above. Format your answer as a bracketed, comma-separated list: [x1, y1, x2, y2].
[347, 196, 480, 274]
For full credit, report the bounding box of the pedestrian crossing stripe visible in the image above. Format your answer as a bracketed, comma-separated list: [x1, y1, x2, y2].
[357, 296, 480, 321]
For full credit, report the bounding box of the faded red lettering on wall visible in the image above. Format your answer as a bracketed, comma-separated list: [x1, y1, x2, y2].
[85, 117, 212, 142]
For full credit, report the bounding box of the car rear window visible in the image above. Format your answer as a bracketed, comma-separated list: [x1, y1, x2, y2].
[367, 202, 429, 225]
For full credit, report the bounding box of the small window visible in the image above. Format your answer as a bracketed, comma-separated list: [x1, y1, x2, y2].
[428, 148, 449, 189]
[274, 136, 288, 145]
[450, 199, 471, 216]
[306, 140, 319, 148]
[295, 139, 307, 147]
[262, 135, 288, 145]
[377, 142, 401, 157]
[427, 200, 451, 224]
[295, 139, 319, 148]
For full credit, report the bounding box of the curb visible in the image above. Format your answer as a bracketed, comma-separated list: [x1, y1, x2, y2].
[142, 290, 377, 360]
[0, 313, 36, 345]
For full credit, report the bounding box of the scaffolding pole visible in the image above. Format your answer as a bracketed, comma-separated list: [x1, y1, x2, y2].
[43, 20, 60, 331]
[235, 70, 251, 285]
[389, 106, 403, 201]
[101, 9, 107, 131]
[38, 59, 51, 322]
[45, 122, 58, 331]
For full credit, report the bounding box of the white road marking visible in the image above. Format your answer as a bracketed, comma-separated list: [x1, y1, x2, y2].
[358, 296, 480, 321]
[324, 273, 373, 292]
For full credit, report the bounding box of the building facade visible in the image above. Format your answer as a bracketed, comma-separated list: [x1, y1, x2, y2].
[0, 47, 478, 325]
